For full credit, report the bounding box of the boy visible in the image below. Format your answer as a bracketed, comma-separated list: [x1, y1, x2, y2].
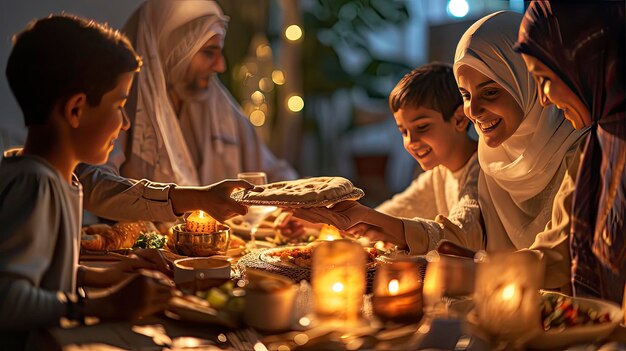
[0, 15, 176, 350]
[292, 63, 483, 254]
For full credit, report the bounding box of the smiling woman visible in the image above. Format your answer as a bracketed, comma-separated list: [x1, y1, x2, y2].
[453, 11, 584, 251]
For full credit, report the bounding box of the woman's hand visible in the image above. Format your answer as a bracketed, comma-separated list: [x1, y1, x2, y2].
[169, 179, 261, 221]
[290, 201, 367, 230]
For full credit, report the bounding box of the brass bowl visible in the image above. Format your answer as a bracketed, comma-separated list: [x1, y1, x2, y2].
[172, 224, 231, 257]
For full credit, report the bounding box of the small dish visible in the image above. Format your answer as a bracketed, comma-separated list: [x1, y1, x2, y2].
[174, 257, 231, 290]
[528, 291, 622, 349]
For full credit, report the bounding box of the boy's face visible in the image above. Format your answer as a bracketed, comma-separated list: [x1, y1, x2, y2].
[456, 65, 525, 148]
[186, 35, 226, 91]
[76, 72, 133, 164]
[394, 106, 462, 171]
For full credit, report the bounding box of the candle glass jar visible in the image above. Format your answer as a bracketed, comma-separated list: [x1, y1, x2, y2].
[372, 259, 424, 323]
[312, 240, 366, 327]
[423, 251, 475, 318]
[473, 251, 544, 350]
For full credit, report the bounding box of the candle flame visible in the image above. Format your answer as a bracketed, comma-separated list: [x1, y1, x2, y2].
[501, 283, 516, 300]
[332, 282, 344, 293]
[319, 224, 341, 241]
[388, 279, 400, 295]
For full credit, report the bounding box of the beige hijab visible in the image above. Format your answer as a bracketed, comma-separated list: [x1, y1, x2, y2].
[453, 11, 583, 249]
[126, 0, 244, 185]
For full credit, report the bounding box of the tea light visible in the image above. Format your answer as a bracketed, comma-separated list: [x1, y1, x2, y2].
[372, 260, 423, 323]
[474, 251, 544, 344]
[318, 224, 342, 241]
[185, 210, 217, 233]
[312, 239, 366, 327]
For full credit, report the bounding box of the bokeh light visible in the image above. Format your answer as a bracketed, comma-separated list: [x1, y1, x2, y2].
[272, 70, 286, 85]
[287, 95, 304, 112]
[249, 110, 266, 126]
[285, 25, 303, 41]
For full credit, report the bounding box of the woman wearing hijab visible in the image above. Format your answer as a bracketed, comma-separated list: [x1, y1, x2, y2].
[109, 0, 296, 185]
[453, 11, 585, 290]
[515, 0, 625, 304]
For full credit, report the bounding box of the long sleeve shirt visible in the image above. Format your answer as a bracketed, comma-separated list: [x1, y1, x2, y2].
[377, 152, 484, 254]
[0, 151, 81, 349]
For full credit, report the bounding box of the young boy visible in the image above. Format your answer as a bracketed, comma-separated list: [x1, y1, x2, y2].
[292, 63, 483, 254]
[0, 15, 177, 350]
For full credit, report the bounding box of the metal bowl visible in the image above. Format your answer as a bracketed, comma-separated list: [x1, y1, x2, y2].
[172, 223, 231, 257]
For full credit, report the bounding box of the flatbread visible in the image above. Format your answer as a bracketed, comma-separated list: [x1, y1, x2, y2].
[231, 177, 364, 208]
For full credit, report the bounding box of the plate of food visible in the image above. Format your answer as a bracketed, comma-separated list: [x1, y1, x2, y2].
[231, 176, 364, 208]
[526, 291, 623, 350]
[258, 243, 383, 270]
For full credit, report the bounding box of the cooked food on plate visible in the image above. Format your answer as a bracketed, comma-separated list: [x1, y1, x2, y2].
[264, 244, 381, 269]
[541, 292, 612, 331]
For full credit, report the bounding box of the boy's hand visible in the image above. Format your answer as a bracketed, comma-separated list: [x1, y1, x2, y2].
[346, 223, 387, 241]
[86, 270, 174, 321]
[290, 201, 366, 230]
[169, 179, 261, 222]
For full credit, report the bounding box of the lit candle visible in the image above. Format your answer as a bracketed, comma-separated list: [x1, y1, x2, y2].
[185, 210, 217, 233]
[372, 259, 423, 323]
[474, 251, 544, 343]
[312, 240, 365, 327]
[318, 224, 342, 241]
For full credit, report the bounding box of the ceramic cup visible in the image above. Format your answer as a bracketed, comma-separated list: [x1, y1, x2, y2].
[243, 270, 297, 331]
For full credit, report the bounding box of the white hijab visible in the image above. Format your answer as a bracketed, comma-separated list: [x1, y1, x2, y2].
[453, 11, 583, 249]
[128, 0, 243, 185]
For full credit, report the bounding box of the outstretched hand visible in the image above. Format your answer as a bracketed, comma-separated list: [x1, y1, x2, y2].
[346, 223, 388, 242]
[290, 200, 366, 230]
[170, 179, 262, 222]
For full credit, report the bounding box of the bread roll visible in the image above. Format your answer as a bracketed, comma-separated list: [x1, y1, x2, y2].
[80, 221, 158, 250]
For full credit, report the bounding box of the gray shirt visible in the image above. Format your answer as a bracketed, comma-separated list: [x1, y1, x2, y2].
[0, 151, 81, 348]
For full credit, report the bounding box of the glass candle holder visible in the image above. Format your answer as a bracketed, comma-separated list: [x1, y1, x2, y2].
[473, 251, 544, 349]
[422, 251, 475, 317]
[372, 259, 424, 323]
[312, 239, 366, 327]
